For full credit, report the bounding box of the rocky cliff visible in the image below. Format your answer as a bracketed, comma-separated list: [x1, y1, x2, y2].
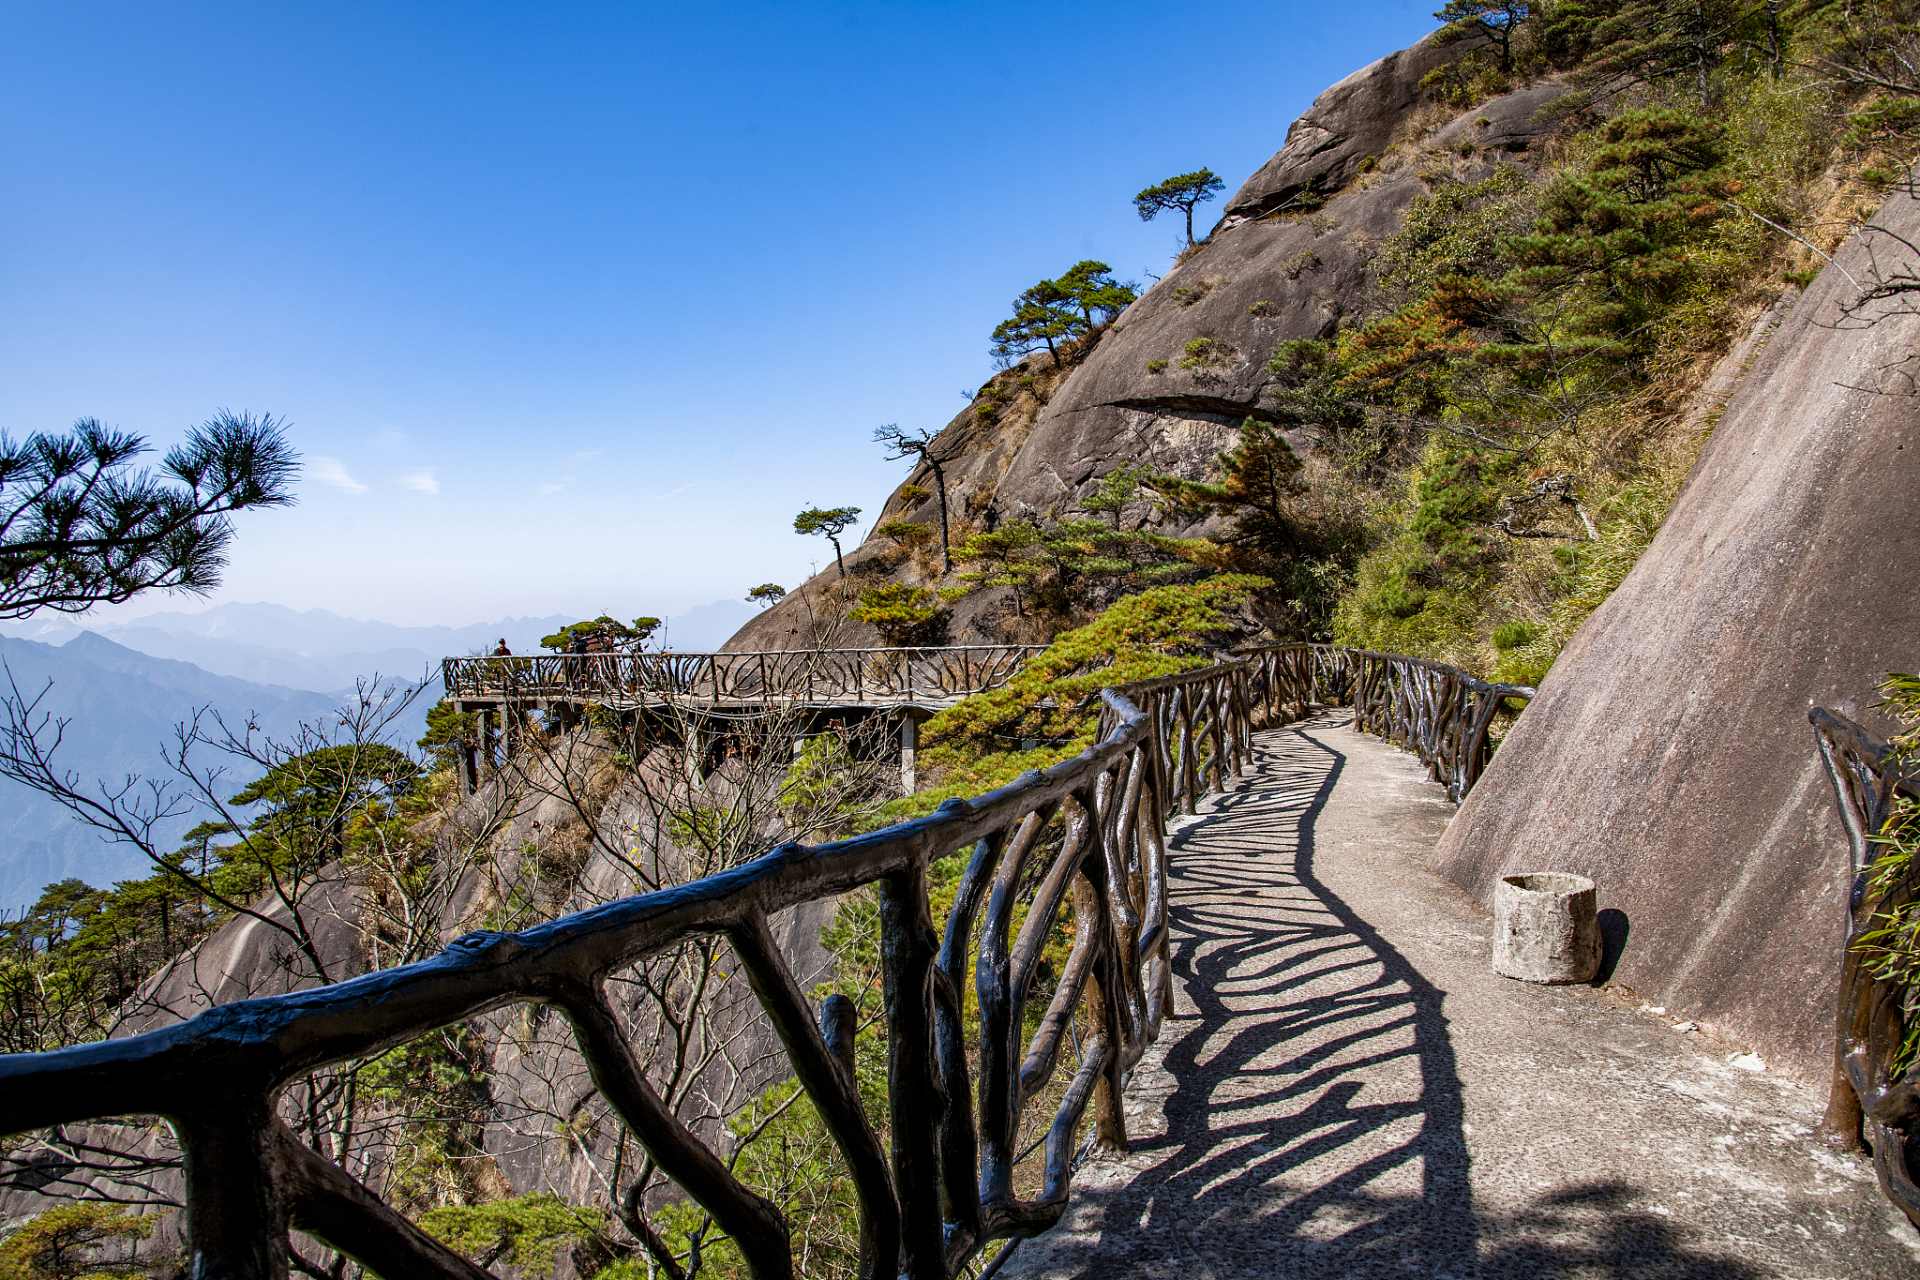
[1429, 187, 1920, 1084]
[727, 32, 1566, 651]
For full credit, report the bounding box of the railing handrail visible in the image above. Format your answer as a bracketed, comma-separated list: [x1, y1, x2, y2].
[1810, 704, 1920, 1231]
[1, 641, 1524, 1280]
[441, 645, 1053, 708]
[1235, 643, 1534, 801]
[449, 646, 1050, 660]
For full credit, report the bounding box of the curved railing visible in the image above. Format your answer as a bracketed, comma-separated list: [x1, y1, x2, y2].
[1241, 644, 1536, 801]
[1811, 707, 1920, 1226]
[442, 647, 1047, 706]
[0, 643, 1524, 1280]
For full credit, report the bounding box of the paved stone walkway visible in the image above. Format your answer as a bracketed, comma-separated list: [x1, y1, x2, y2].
[1005, 710, 1920, 1279]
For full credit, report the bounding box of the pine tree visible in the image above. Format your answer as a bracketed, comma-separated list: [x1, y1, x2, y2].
[0, 411, 296, 618]
[794, 506, 861, 579]
[539, 616, 660, 651]
[0, 1203, 157, 1279]
[1134, 169, 1227, 246]
[1433, 1, 1532, 72]
[1159, 420, 1307, 558]
[1054, 261, 1140, 328]
[1542, 0, 1748, 105]
[228, 744, 420, 874]
[874, 424, 956, 569]
[990, 278, 1085, 367]
[1499, 107, 1732, 356]
[419, 701, 478, 772]
[954, 521, 1046, 616]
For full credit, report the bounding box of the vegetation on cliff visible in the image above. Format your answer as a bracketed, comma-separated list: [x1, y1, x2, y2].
[826, 0, 1920, 702]
[1307, 2, 1920, 686]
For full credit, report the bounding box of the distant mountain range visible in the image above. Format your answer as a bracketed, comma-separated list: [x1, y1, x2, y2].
[0, 599, 760, 694]
[0, 632, 348, 911]
[0, 600, 759, 909]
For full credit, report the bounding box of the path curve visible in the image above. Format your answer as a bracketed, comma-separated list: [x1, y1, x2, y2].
[1005, 710, 1918, 1279]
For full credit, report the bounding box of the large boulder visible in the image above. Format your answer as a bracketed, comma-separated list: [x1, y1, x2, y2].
[1223, 37, 1458, 220]
[1429, 188, 1920, 1083]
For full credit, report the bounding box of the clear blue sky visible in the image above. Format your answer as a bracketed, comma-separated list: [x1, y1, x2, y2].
[1, 1, 1438, 628]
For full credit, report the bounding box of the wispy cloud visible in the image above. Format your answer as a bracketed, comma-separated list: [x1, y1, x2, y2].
[537, 482, 566, 497]
[398, 468, 439, 494]
[311, 457, 368, 494]
[654, 482, 695, 500]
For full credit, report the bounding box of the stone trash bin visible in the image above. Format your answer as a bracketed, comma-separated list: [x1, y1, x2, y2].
[1492, 872, 1600, 983]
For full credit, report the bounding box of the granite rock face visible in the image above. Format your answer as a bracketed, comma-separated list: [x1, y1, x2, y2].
[1222, 38, 1459, 221]
[1429, 189, 1920, 1083]
[729, 31, 1566, 651]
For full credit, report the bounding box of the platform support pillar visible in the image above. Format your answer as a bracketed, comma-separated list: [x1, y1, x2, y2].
[900, 712, 918, 794]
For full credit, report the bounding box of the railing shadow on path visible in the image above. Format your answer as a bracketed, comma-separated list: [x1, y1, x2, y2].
[1003, 716, 1475, 1279]
[1007, 714, 1762, 1280]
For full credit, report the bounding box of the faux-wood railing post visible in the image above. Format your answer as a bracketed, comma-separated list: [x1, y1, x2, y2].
[180, 1098, 291, 1280]
[878, 863, 946, 1279]
[1074, 869, 1129, 1154]
[1177, 686, 1198, 815]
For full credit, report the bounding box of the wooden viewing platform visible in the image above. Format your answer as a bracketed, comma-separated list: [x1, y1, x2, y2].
[441, 645, 1045, 713]
[440, 645, 1048, 794]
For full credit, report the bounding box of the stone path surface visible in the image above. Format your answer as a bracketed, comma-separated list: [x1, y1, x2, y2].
[1004, 710, 1920, 1279]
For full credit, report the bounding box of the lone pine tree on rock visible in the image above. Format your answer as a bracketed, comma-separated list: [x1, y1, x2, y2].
[1055, 260, 1139, 328]
[747, 582, 787, 608]
[987, 262, 1137, 369]
[990, 277, 1084, 367]
[795, 505, 861, 579]
[875, 423, 957, 571]
[1134, 168, 1226, 247]
[1433, 1, 1531, 73]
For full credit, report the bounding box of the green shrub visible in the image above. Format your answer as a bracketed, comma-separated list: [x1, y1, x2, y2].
[1491, 620, 1539, 650]
[1177, 337, 1234, 370]
[875, 519, 932, 548]
[849, 582, 944, 644]
[421, 1194, 606, 1278]
[0, 1203, 161, 1280]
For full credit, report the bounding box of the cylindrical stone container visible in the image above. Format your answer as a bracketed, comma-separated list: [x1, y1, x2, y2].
[1492, 872, 1600, 984]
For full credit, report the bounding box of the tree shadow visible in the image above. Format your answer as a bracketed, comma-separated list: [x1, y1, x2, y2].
[1006, 715, 1762, 1280]
[1476, 1180, 1759, 1279]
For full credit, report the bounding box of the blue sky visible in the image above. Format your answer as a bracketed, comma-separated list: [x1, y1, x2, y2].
[1, 1, 1437, 628]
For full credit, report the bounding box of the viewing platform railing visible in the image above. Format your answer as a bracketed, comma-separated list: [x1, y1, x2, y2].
[441, 646, 1049, 708]
[0, 643, 1531, 1280]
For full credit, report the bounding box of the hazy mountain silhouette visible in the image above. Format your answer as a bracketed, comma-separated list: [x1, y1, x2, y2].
[0, 600, 758, 693]
[0, 633, 345, 911]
